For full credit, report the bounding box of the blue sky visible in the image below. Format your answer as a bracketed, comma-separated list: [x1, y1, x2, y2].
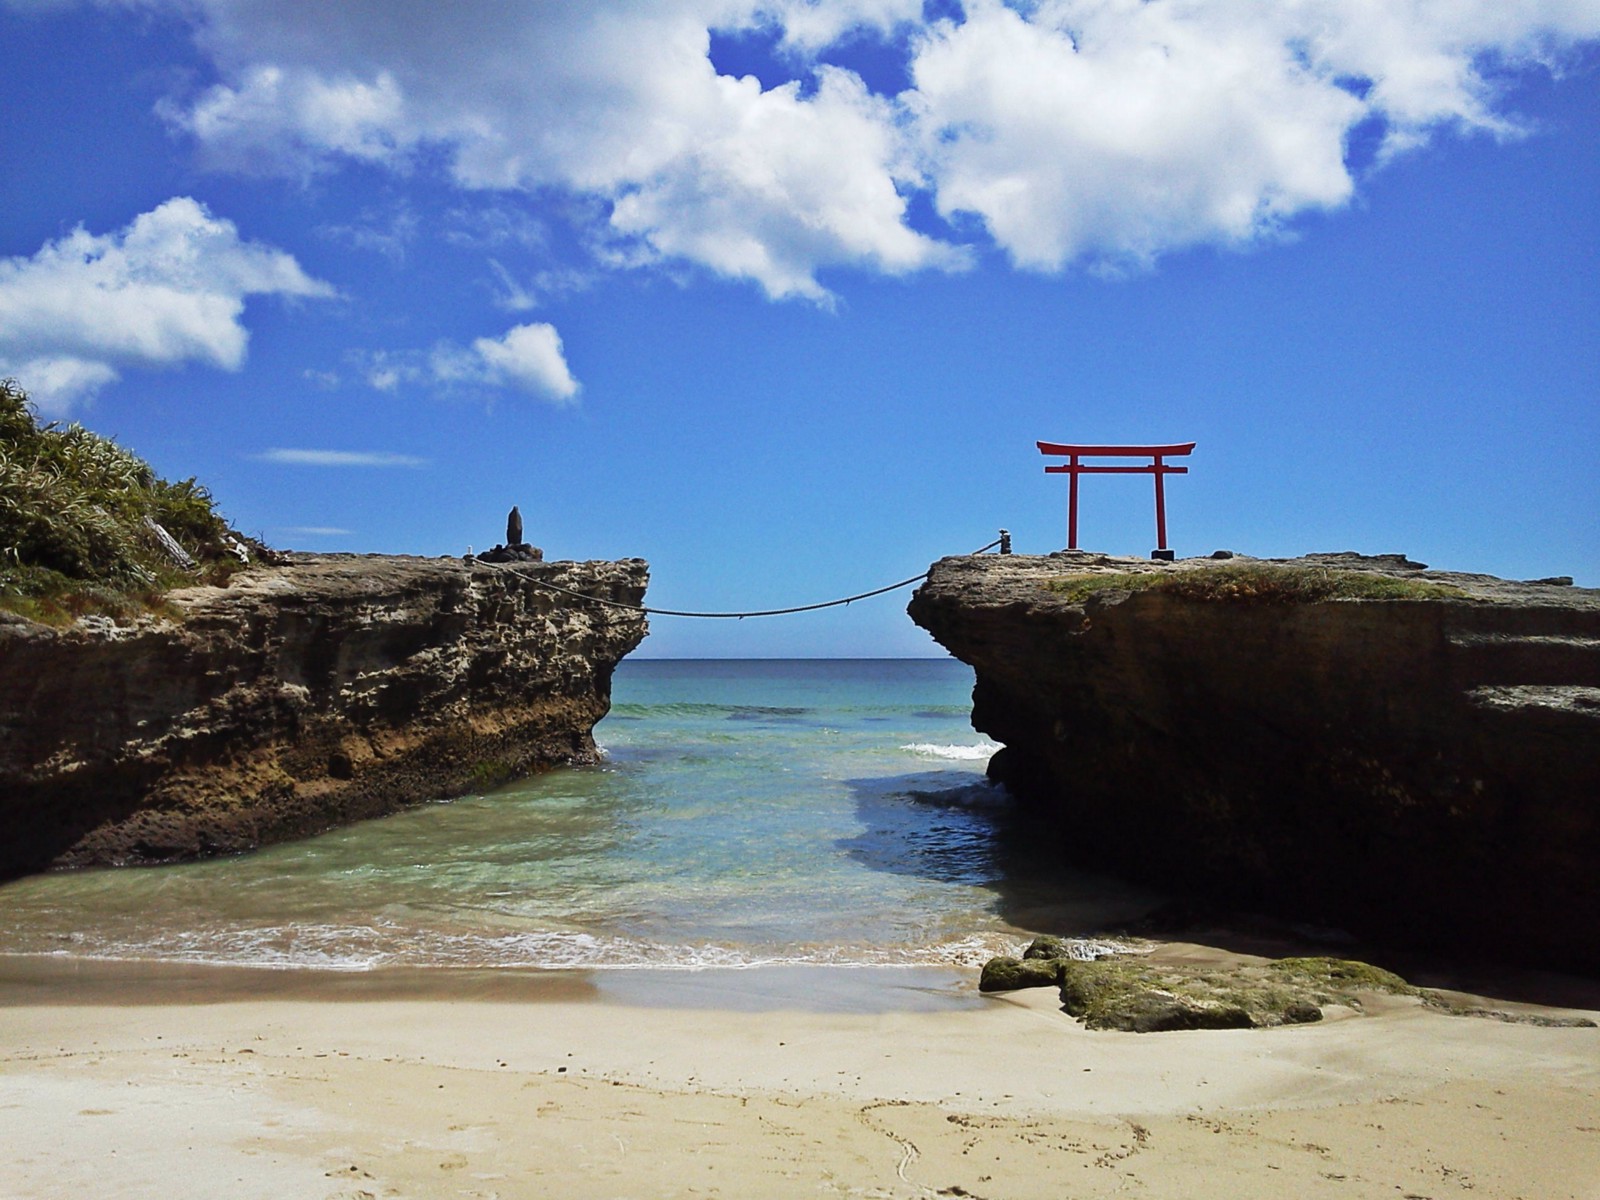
[2, 1, 1596, 657]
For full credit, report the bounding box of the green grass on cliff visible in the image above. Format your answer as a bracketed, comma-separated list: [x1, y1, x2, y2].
[1044, 562, 1467, 605]
[0, 379, 257, 625]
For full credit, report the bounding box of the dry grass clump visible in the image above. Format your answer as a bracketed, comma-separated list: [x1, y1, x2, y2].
[1045, 562, 1467, 605]
[1, 379, 259, 625]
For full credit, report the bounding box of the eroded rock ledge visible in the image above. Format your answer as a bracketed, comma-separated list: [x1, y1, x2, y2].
[0, 553, 648, 877]
[908, 552, 1600, 973]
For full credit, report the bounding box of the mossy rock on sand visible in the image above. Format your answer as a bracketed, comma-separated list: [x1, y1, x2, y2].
[1022, 935, 1071, 960]
[980, 935, 1141, 991]
[981, 951, 1421, 1032]
[978, 956, 1062, 992]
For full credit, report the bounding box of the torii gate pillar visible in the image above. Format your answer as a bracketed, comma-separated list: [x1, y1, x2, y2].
[1036, 441, 1196, 560]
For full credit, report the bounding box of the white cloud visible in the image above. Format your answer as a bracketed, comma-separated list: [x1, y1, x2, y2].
[1277, 0, 1600, 149]
[469, 323, 579, 400]
[485, 260, 536, 313]
[33, 1, 1598, 294]
[0, 196, 335, 411]
[316, 203, 419, 264]
[150, 0, 956, 301]
[444, 204, 547, 252]
[257, 448, 426, 467]
[908, 0, 1363, 271]
[359, 322, 580, 402]
[2, 357, 119, 417]
[608, 66, 965, 301]
[162, 64, 412, 177]
[903, 0, 1600, 270]
[754, 0, 924, 51]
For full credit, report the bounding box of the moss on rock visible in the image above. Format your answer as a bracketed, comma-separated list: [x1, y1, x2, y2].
[982, 946, 1424, 1031]
[1043, 562, 1468, 605]
[1023, 936, 1070, 960]
[1265, 956, 1415, 994]
[1054, 958, 1273, 1031]
[979, 956, 1062, 992]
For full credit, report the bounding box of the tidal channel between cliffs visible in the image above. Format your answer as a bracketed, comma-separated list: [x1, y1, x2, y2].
[0, 658, 1164, 972]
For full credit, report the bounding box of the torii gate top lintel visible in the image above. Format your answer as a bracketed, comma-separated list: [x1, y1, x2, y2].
[1036, 440, 1196, 458]
[1036, 440, 1196, 557]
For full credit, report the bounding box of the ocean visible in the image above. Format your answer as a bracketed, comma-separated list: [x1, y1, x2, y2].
[0, 659, 1158, 974]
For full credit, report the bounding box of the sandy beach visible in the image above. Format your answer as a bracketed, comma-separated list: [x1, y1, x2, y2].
[4, 955, 1599, 1199]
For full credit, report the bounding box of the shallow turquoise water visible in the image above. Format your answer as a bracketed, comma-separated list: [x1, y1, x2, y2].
[0, 659, 1156, 970]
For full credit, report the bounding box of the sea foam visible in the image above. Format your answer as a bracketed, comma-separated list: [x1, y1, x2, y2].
[899, 742, 1000, 761]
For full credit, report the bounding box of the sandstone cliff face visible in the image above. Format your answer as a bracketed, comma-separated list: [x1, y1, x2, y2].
[0, 554, 648, 877]
[909, 552, 1600, 973]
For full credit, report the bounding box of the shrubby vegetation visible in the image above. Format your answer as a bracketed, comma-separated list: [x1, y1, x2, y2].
[0, 379, 259, 624]
[1045, 562, 1467, 605]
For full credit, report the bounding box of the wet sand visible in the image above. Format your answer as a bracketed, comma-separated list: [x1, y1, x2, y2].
[3, 955, 1599, 1198]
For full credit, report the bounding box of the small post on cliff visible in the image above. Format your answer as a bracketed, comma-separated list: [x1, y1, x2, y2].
[1036, 442, 1195, 561]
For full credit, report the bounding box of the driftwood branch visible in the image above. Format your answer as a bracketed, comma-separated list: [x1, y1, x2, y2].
[143, 517, 196, 570]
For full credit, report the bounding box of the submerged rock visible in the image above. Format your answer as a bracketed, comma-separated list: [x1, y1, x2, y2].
[0, 553, 648, 876]
[910, 552, 1600, 974]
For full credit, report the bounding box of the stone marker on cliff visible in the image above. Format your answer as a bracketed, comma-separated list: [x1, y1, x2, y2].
[473, 503, 542, 564]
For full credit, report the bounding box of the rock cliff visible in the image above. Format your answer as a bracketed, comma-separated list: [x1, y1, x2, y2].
[909, 552, 1600, 973]
[0, 553, 648, 877]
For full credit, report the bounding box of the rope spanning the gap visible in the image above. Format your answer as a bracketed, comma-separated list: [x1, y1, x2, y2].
[486, 535, 1006, 619]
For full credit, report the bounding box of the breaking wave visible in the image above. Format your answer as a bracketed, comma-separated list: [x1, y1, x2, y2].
[900, 742, 1001, 761]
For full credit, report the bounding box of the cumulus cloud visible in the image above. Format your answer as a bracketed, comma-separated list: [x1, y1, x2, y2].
[0, 196, 334, 412]
[147, 0, 957, 300]
[29, 1, 1599, 294]
[608, 65, 964, 301]
[161, 64, 412, 177]
[362, 322, 579, 402]
[1277, 0, 1600, 149]
[257, 448, 426, 467]
[1, 357, 120, 416]
[755, 0, 925, 51]
[467, 323, 580, 400]
[908, 0, 1363, 271]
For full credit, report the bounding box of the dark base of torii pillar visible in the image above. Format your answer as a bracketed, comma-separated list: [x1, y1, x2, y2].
[1151, 549, 1176, 562]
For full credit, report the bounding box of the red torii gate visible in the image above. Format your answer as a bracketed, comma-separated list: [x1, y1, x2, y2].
[1037, 441, 1195, 560]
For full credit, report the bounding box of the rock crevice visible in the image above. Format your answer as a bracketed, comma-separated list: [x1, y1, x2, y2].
[0, 553, 648, 876]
